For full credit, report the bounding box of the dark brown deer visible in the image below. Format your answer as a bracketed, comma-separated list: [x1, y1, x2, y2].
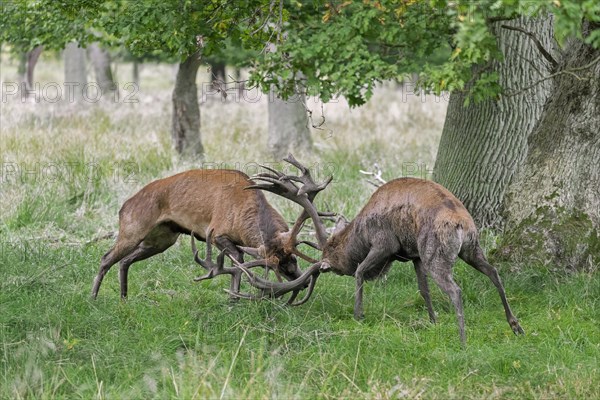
[91, 169, 311, 299]
[230, 155, 525, 345]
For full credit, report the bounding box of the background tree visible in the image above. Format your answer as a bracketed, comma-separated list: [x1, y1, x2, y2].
[0, 1, 105, 103]
[63, 42, 87, 103]
[497, 20, 600, 269]
[249, 0, 600, 269]
[87, 42, 117, 97]
[267, 84, 312, 158]
[432, 15, 555, 229]
[99, 0, 275, 157]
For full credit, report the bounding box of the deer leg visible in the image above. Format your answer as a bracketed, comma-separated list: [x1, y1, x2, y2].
[117, 228, 179, 298]
[413, 259, 436, 323]
[354, 246, 396, 320]
[460, 246, 525, 336]
[426, 256, 466, 346]
[117, 226, 179, 298]
[92, 238, 140, 299]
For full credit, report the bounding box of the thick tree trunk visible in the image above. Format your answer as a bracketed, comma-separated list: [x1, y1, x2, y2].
[87, 42, 117, 97]
[496, 33, 600, 269]
[433, 16, 555, 228]
[172, 51, 204, 156]
[64, 42, 88, 103]
[267, 85, 312, 159]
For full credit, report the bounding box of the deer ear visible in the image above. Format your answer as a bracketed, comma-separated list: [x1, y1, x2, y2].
[237, 245, 266, 259]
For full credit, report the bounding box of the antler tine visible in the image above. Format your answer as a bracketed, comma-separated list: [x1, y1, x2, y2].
[287, 273, 320, 306]
[257, 163, 285, 178]
[283, 153, 308, 175]
[233, 260, 323, 300]
[359, 163, 387, 187]
[282, 153, 332, 199]
[190, 230, 235, 282]
[191, 230, 217, 271]
[297, 240, 320, 250]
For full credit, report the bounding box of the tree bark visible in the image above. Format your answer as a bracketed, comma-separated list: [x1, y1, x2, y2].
[497, 31, 600, 270]
[172, 51, 204, 156]
[17, 52, 27, 83]
[267, 85, 312, 159]
[87, 42, 117, 97]
[25, 45, 43, 92]
[433, 16, 555, 228]
[132, 60, 140, 86]
[64, 42, 88, 103]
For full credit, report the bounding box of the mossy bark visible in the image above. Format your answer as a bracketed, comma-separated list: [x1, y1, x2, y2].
[498, 29, 600, 270]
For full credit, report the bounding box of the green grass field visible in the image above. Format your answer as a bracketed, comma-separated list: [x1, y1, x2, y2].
[1, 55, 598, 399]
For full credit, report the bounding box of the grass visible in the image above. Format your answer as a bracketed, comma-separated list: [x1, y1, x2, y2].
[1, 53, 599, 399]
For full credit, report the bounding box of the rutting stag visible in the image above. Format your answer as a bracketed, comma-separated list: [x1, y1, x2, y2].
[230, 155, 525, 345]
[91, 169, 312, 299]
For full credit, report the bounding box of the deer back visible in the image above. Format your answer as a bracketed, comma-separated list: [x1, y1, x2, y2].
[118, 169, 289, 248]
[324, 178, 479, 274]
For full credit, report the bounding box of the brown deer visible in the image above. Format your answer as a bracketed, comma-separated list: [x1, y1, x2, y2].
[228, 155, 525, 345]
[91, 168, 313, 299]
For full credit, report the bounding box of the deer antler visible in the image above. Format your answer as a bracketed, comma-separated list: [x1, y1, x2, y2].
[228, 257, 322, 306]
[248, 154, 332, 250]
[191, 230, 240, 282]
[359, 163, 387, 187]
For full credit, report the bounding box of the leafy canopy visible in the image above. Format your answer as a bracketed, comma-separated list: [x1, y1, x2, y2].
[250, 0, 600, 106]
[2, 0, 598, 104]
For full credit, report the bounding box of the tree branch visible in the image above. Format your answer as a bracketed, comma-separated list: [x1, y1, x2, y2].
[504, 54, 600, 97]
[501, 24, 559, 71]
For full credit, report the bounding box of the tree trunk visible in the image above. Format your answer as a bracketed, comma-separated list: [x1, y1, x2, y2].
[24, 45, 43, 93]
[132, 60, 140, 86]
[17, 52, 27, 83]
[433, 16, 555, 228]
[496, 30, 600, 270]
[267, 85, 312, 159]
[64, 42, 88, 103]
[172, 51, 204, 156]
[87, 42, 117, 97]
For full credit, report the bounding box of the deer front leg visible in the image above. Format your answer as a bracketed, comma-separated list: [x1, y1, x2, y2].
[354, 247, 395, 320]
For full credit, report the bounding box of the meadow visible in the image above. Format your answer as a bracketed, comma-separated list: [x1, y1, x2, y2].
[1, 54, 598, 399]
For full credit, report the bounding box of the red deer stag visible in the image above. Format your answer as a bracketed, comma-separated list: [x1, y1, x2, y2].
[91, 169, 311, 299]
[230, 155, 525, 345]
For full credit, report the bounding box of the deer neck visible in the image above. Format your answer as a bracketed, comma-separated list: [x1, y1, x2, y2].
[324, 219, 368, 276]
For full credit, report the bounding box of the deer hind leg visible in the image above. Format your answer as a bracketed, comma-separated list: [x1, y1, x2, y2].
[460, 246, 524, 336]
[413, 259, 436, 323]
[426, 256, 466, 346]
[118, 228, 179, 299]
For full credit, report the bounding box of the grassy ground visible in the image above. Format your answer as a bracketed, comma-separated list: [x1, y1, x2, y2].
[1, 54, 599, 399]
